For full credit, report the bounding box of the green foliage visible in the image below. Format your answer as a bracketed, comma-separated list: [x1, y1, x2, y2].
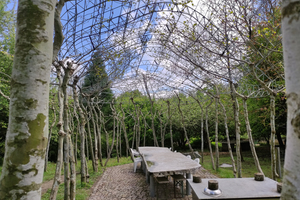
[0, 0, 15, 165]
[247, 93, 286, 144]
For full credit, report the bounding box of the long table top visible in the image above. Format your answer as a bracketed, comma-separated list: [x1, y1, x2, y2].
[138, 147, 201, 175]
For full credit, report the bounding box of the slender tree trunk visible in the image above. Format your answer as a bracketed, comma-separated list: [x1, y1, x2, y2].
[270, 93, 277, 180]
[193, 97, 205, 163]
[0, 0, 55, 198]
[62, 67, 71, 200]
[281, 2, 300, 197]
[116, 119, 120, 162]
[50, 65, 65, 200]
[82, 104, 96, 171]
[130, 97, 141, 149]
[88, 101, 99, 171]
[119, 103, 130, 157]
[72, 78, 87, 183]
[206, 99, 215, 170]
[69, 135, 76, 200]
[166, 101, 174, 151]
[142, 74, 159, 146]
[45, 104, 56, 172]
[215, 96, 219, 170]
[176, 94, 195, 157]
[242, 98, 264, 175]
[219, 101, 236, 177]
[104, 103, 117, 166]
[142, 113, 148, 147]
[95, 101, 103, 166]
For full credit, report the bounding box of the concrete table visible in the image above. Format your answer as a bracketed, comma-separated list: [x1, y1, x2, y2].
[187, 177, 280, 200]
[138, 147, 201, 197]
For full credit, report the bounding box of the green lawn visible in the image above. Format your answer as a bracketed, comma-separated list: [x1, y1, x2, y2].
[200, 146, 284, 182]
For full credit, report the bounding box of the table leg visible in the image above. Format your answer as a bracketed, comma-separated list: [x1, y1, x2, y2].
[150, 174, 155, 197]
[186, 173, 192, 195]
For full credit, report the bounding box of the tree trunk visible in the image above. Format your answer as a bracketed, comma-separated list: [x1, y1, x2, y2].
[45, 104, 56, 172]
[88, 100, 99, 171]
[242, 98, 264, 175]
[206, 99, 215, 170]
[104, 103, 116, 166]
[281, 2, 300, 197]
[69, 135, 76, 200]
[219, 101, 236, 177]
[82, 104, 96, 171]
[119, 103, 130, 157]
[176, 94, 195, 157]
[166, 101, 174, 151]
[142, 74, 159, 146]
[72, 78, 87, 183]
[95, 101, 103, 166]
[193, 97, 205, 163]
[116, 119, 120, 162]
[215, 97, 219, 170]
[50, 65, 65, 200]
[0, 0, 55, 198]
[270, 93, 277, 180]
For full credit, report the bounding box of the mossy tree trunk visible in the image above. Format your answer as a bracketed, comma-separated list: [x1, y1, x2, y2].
[281, 1, 300, 198]
[0, 0, 55, 198]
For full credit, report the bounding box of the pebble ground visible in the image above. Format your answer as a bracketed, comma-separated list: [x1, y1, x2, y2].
[88, 163, 218, 200]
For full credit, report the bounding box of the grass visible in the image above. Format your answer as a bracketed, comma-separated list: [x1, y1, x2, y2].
[200, 146, 284, 182]
[42, 157, 132, 200]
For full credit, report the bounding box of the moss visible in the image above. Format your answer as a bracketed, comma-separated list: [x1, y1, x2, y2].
[0, 113, 48, 199]
[282, 2, 300, 24]
[8, 113, 48, 164]
[35, 78, 47, 85]
[25, 98, 38, 109]
[17, 0, 50, 44]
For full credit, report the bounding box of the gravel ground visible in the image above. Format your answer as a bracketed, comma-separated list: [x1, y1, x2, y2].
[88, 163, 218, 200]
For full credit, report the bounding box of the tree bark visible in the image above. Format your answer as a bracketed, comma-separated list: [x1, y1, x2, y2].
[176, 94, 195, 157]
[89, 99, 99, 171]
[0, 0, 55, 198]
[72, 77, 87, 183]
[50, 64, 65, 200]
[45, 104, 56, 172]
[269, 93, 277, 180]
[281, 2, 300, 197]
[119, 103, 130, 157]
[205, 98, 215, 170]
[219, 101, 236, 177]
[166, 101, 174, 151]
[83, 105, 96, 171]
[215, 96, 219, 170]
[142, 74, 159, 146]
[242, 98, 264, 175]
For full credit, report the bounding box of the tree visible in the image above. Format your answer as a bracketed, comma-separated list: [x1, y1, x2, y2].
[0, 0, 15, 165]
[281, 0, 300, 198]
[0, 0, 56, 198]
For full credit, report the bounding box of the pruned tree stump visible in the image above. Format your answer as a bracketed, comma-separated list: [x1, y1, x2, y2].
[193, 175, 201, 183]
[254, 173, 264, 181]
[208, 180, 219, 190]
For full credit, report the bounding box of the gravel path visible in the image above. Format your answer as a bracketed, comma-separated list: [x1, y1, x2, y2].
[88, 163, 218, 200]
